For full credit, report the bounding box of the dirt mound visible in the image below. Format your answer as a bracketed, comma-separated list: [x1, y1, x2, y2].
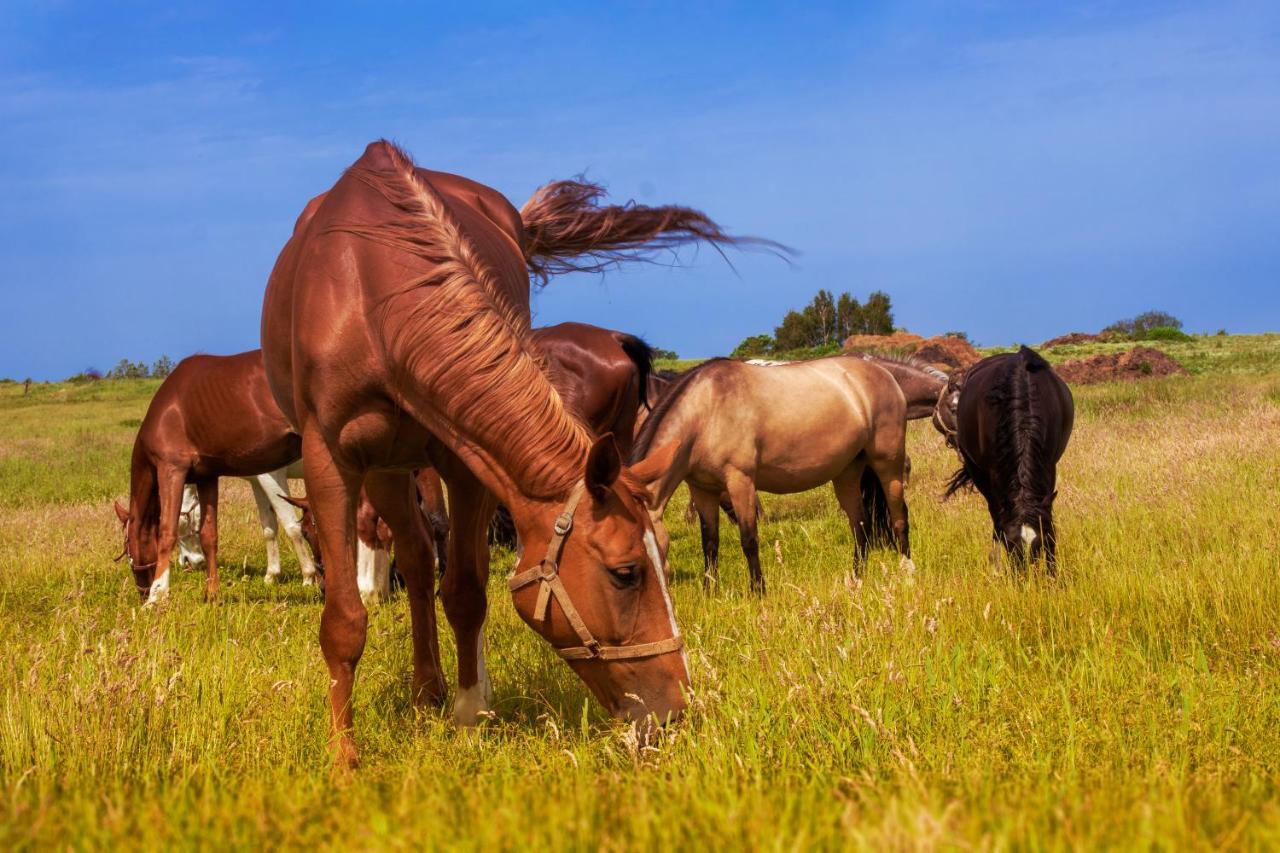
[1042, 332, 1109, 348]
[913, 336, 982, 369]
[1055, 346, 1188, 385]
[842, 332, 923, 352]
[843, 332, 980, 370]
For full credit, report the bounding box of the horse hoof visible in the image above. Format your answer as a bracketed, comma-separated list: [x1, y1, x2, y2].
[263, 574, 278, 586]
[301, 575, 317, 587]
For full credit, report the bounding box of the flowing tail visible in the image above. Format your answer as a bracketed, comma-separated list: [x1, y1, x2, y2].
[519, 178, 791, 283]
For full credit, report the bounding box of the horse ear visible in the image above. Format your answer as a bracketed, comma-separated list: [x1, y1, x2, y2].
[281, 494, 310, 512]
[113, 500, 129, 525]
[628, 441, 679, 488]
[584, 434, 622, 501]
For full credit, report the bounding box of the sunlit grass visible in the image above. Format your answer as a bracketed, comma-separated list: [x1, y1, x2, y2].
[2, 337, 1279, 847]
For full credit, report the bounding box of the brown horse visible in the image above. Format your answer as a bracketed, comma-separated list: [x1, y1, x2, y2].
[632, 355, 912, 594]
[939, 346, 1074, 573]
[488, 321, 657, 548]
[114, 350, 315, 602]
[260, 140, 769, 765]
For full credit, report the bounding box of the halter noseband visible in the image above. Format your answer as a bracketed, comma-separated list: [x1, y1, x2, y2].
[114, 515, 158, 595]
[507, 482, 684, 662]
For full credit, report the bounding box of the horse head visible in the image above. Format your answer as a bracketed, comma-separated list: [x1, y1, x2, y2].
[113, 500, 159, 600]
[507, 435, 688, 729]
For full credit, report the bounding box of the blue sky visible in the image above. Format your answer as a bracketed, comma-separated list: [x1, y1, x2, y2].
[2, 1, 1277, 379]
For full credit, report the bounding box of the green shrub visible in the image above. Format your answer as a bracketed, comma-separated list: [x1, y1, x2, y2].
[1136, 326, 1193, 342]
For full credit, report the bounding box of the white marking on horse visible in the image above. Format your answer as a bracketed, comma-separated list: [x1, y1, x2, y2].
[145, 569, 170, 605]
[453, 628, 492, 726]
[355, 539, 391, 605]
[644, 529, 690, 677]
[176, 485, 204, 568]
[1020, 524, 1037, 551]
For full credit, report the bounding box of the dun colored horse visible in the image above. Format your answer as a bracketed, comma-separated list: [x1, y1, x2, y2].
[632, 355, 913, 594]
[938, 346, 1074, 572]
[114, 350, 316, 602]
[260, 140, 771, 765]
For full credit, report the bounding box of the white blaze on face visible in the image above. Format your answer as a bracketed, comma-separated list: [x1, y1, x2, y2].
[1020, 524, 1038, 553]
[644, 529, 690, 677]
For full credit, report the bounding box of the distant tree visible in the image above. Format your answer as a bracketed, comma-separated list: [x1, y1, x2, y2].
[151, 355, 174, 378]
[861, 291, 895, 335]
[1104, 310, 1182, 339]
[66, 368, 103, 384]
[108, 359, 150, 380]
[774, 309, 816, 350]
[943, 330, 970, 342]
[836, 293, 863, 340]
[732, 334, 775, 358]
[762, 289, 896, 352]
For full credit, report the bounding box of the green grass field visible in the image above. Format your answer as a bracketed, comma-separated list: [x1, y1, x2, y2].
[3, 336, 1280, 848]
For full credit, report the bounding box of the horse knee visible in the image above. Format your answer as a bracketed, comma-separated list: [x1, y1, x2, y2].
[320, 602, 368, 663]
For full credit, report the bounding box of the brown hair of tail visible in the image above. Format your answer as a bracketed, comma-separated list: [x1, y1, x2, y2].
[519, 178, 792, 283]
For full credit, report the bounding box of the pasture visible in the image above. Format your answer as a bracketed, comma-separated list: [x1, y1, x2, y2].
[2, 336, 1280, 848]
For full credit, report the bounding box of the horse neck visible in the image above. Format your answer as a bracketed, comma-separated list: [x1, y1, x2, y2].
[637, 399, 696, 516]
[126, 442, 158, 547]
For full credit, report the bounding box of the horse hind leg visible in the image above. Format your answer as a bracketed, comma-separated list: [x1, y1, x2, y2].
[688, 485, 722, 592]
[249, 476, 283, 584]
[438, 463, 498, 726]
[832, 461, 870, 575]
[364, 471, 447, 713]
[177, 485, 204, 570]
[196, 478, 220, 601]
[724, 471, 765, 595]
[867, 453, 912, 573]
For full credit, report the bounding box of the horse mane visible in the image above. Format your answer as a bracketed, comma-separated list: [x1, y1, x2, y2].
[518, 177, 792, 284]
[851, 351, 949, 381]
[947, 347, 1054, 522]
[326, 140, 589, 497]
[630, 358, 729, 463]
[615, 332, 655, 409]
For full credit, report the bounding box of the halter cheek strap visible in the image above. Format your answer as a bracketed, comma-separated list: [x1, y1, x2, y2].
[507, 482, 684, 662]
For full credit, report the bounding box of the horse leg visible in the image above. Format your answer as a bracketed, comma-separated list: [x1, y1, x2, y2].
[301, 429, 365, 769]
[833, 460, 870, 574]
[415, 467, 449, 579]
[438, 464, 498, 726]
[868, 454, 913, 572]
[249, 476, 283, 584]
[146, 465, 187, 605]
[363, 471, 446, 710]
[196, 478, 220, 601]
[688, 484, 721, 592]
[264, 467, 319, 585]
[725, 471, 765, 595]
[178, 485, 204, 570]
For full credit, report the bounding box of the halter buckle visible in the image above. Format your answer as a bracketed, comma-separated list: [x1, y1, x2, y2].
[553, 512, 573, 536]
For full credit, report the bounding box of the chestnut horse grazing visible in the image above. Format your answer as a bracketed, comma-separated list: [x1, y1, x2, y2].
[114, 350, 317, 603]
[632, 355, 913, 594]
[261, 140, 768, 765]
[940, 346, 1074, 573]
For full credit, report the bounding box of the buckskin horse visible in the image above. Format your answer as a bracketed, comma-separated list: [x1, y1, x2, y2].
[260, 140, 773, 766]
[631, 354, 913, 595]
[114, 350, 318, 602]
[938, 346, 1074, 573]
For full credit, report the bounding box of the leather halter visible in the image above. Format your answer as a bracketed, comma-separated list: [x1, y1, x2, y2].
[507, 482, 684, 662]
[114, 516, 158, 595]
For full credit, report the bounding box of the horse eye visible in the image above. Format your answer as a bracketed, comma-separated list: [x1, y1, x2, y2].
[606, 563, 641, 588]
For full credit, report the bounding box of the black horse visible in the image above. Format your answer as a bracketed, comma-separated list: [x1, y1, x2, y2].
[936, 346, 1074, 573]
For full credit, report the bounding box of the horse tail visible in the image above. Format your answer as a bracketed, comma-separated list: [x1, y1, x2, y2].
[519, 178, 791, 283]
[1010, 346, 1052, 533]
[615, 332, 655, 409]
